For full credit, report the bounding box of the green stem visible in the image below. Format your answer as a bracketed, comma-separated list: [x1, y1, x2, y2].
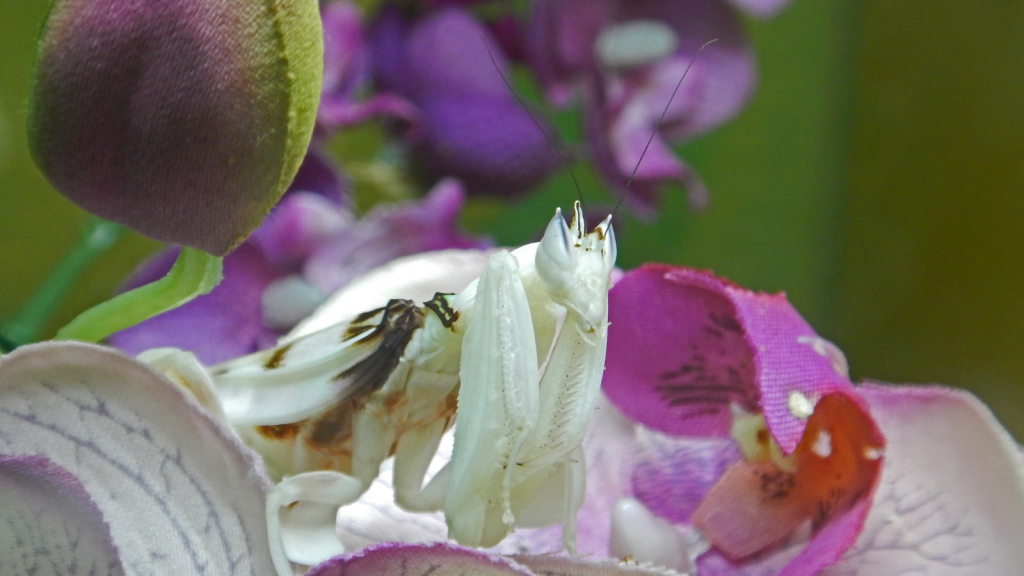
[54, 246, 223, 343]
[4, 217, 123, 345]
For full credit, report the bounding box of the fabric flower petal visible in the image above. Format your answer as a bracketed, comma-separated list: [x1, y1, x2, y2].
[0, 341, 276, 575]
[307, 542, 536, 576]
[605, 265, 854, 453]
[0, 455, 125, 575]
[821, 384, 1024, 575]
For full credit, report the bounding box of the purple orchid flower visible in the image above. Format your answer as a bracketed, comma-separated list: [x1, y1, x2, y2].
[525, 0, 774, 217]
[109, 151, 490, 365]
[367, 4, 561, 198]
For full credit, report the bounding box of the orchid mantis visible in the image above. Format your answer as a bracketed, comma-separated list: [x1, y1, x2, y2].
[204, 202, 615, 572]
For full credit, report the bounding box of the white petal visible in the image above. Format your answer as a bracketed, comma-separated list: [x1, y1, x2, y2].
[0, 342, 276, 576]
[825, 384, 1024, 575]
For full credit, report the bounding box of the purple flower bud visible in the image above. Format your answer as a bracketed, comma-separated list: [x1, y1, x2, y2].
[28, 0, 324, 255]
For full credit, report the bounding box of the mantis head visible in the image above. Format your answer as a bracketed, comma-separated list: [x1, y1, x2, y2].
[535, 201, 617, 332]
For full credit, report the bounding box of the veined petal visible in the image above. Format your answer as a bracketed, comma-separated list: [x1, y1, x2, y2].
[0, 455, 124, 576]
[0, 342, 276, 575]
[821, 384, 1024, 575]
[306, 542, 536, 576]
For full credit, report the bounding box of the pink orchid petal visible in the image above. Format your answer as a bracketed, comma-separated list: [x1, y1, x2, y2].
[0, 455, 125, 575]
[606, 265, 856, 453]
[604, 265, 761, 438]
[306, 542, 536, 576]
[693, 392, 883, 563]
[0, 342, 276, 575]
[822, 384, 1024, 575]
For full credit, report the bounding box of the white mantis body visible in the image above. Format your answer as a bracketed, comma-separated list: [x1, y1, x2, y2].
[205, 202, 615, 572]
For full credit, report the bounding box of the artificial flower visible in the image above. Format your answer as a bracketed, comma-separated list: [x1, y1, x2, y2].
[109, 153, 489, 365]
[28, 0, 324, 255]
[0, 341, 277, 574]
[525, 0, 775, 216]
[368, 4, 561, 197]
[317, 1, 418, 134]
[319, 263, 1024, 576]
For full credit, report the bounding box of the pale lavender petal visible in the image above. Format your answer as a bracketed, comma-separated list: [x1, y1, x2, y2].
[303, 179, 491, 294]
[253, 192, 352, 268]
[318, 92, 420, 134]
[306, 542, 536, 576]
[0, 455, 125, 576]
[631, 431, 741, 524]
[526, 0, 616, 104]
[0, 342, 276, 575]
[108, 243, 278, 364]
[821, 384, 1024, 575]
[321, 1, 370, 103]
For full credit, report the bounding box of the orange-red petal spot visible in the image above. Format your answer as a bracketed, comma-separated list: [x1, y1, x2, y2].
[692, 392, 884, 560]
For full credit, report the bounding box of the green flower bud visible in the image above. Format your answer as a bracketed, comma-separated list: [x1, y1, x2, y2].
[28, 0, 323, 255]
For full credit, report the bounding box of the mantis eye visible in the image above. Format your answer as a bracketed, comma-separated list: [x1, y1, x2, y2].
[536, 206, 578, 294]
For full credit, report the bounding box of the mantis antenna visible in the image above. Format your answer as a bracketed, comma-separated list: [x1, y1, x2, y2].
[484, 33, 719, 220]
[480, 35, 587, 210]
[612, 38, 719, 218]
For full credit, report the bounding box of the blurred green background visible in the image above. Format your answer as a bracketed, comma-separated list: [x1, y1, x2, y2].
[3, 2, 1023, 436]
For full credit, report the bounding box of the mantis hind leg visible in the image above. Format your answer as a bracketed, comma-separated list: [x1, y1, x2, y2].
[392, 418, 451, 512]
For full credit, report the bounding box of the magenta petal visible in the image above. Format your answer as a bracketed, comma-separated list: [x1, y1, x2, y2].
[306, 542, 535, 576]
[604, 265, 761, 437]
[108, 243, 278, 364]
[606, 265, 855, 453]
[0, 455, 125, 575]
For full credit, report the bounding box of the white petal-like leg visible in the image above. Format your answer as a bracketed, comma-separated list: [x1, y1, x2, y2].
[392, 417, 450, 512]
[266, 471, 364, 576]
[561, 444, 587, 555]
[446, 250, 541, 547]
[350, 409, 399, 487]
